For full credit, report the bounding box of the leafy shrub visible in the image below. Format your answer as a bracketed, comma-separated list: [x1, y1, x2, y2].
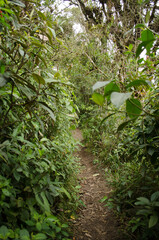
[0, 1, 79, 239]
[81, 26, 159, 240]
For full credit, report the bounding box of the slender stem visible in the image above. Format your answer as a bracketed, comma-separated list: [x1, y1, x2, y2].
[85, 52, 109, 78]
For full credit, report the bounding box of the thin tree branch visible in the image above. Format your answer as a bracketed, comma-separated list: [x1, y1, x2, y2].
[84, 52, 109, 78]
[149, 0, 158, 24]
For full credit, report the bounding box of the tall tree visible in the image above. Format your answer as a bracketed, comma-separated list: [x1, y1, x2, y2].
[65, 0, 159, 52]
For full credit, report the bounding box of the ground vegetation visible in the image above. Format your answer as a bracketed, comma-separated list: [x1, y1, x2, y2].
[0, 1, 79, 239]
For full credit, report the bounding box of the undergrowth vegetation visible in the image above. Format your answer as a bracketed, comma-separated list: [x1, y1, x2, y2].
[80, 31, 159, 240]
[0, 1, 79, 239]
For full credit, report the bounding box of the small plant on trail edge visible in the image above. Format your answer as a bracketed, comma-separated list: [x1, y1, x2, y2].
[128, 191, 159, 240]
[135, 192, 159, 228]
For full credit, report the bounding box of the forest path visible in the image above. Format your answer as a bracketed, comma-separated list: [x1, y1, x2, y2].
[71, 129, 124, 240]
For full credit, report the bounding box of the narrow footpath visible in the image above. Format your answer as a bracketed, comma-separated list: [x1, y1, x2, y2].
[71, 129, 125, 240]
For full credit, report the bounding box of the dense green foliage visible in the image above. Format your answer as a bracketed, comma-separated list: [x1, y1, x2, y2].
[0, 1, 79, 239]
[0, 0, 159, 239]
[79, 26, 159, 240]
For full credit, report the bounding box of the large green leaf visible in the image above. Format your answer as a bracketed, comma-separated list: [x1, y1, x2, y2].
[61, 187, 71, 200]
[92, 81, 111, 91]
[0, 64, 5, 74]
[135, 23, 145, 29]
[136, 40, 155, 57]
[136, 29, 155, 57]
[33, 233, 47, 240]
[38, 102, 56, 121]
[32, 73, 45, 85]
[9, 0, 25, 7]
[0, 8, 14, 14]
[141, 29, 155, 42]
[145, 10, 150, 23]
[126, 98, 142, 118]
[135, 197, 150, 205]
[151, 191, 159, 202]
[149, 215, 158, 228]
[48, 27, 56, 38]
[0, 151, 8, 163]
[45, 215, 58, 223]
[110, 92, 131, 108]
[104, 82, 120, 96]
[31, 41, 47, 50]
[92, 92, 104, 106]
[35, 191, 51, 213]
[19, 229, 30, 240]
[37, 11, 47, 20]
[126, 80, 149, 88]
[0, 226, 11, 239]
[137, 209, 152, 216]
[136, 42, 147, 58]
[2, 189, 11, 196]
[36, 222, 42, 232]
[49, 184, 59, 197]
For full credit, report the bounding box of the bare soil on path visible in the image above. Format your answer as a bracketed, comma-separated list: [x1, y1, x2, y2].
[71, 129, 125, 240]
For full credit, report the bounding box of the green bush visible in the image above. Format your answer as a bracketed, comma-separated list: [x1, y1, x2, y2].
[80, 26, 159, 239]
[0, 1, 79, 239]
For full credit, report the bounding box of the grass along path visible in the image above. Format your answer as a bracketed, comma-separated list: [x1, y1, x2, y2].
[71, 129, 125, 240]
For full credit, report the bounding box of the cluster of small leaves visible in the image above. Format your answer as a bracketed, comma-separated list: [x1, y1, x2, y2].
[91, 27, 158, 121]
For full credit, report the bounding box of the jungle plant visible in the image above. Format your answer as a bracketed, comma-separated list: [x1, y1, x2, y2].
[88, 25, 159, 239]
[0, 0, 79, 238]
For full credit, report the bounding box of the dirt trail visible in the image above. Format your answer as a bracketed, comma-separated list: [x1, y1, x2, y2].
[71, 129, 124, 240]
